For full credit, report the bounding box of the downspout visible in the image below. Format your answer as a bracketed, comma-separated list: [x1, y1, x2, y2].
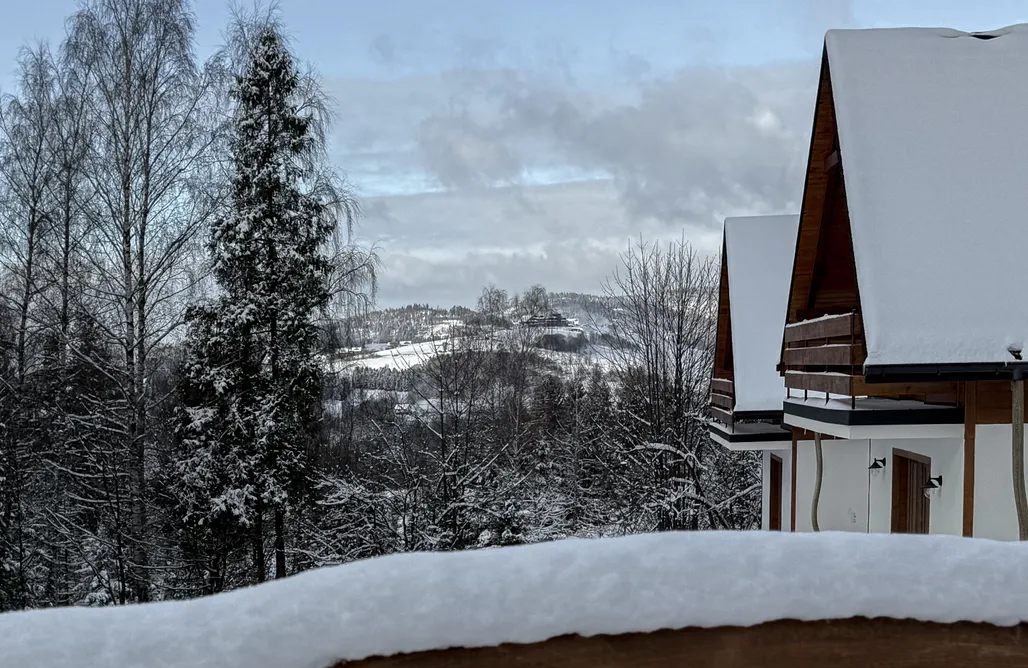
[811, 432, 823, 532]
[1012, 366, 1028, 540]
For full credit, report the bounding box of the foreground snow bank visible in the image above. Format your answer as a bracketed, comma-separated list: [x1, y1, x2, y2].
[3, 531, 1028, 668]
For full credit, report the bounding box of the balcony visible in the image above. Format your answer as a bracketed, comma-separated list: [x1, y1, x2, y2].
[782, 312, 958, 405]
[709, 377, 735, 427]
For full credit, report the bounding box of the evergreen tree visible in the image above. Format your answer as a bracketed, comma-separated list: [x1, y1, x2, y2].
[175, 29, 335, 585]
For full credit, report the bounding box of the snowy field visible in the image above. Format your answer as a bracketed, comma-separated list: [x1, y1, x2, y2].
[3, 531, 1028, 668]
[332, 327, 615, 374]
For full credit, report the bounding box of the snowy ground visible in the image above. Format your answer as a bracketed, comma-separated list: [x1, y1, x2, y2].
[3, 531, 1028, 668]
[341, 340, 447, 371]
[332, 327, 613, 374]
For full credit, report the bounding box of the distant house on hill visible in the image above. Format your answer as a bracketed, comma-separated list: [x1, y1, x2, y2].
[524, 311, 570, 328]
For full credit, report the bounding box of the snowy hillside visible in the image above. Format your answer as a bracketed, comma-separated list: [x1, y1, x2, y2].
[3, 531, 1028, 668]
[333, 325, 615, 374]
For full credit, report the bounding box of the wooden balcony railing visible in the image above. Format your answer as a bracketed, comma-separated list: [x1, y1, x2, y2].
[782, 313, 864, 400]
[782, 312, 959, 404]
[709, 377, 734, 426]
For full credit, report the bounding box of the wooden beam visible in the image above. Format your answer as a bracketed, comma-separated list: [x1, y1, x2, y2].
[963, 382, 976, 537]
[1013, 379, 1028, 540]
[710, 378, 734, 396]
[791, 431, 798, 532]
[852, 379, 960, 399]
[709, 393, 734, 410]
[783, 313, 857, 343]
[343, 619, 1028, 668]
[784, 371, 853, 396]
[824, 149, 840, 172]
[783, 344, 863, 367]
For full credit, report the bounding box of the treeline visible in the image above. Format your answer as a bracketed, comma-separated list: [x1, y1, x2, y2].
[321, 240, 759, 561]
[0, 1, 376, 608]
[0, 0, 758, 612]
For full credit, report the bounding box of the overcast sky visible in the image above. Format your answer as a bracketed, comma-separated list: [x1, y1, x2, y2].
[4, 1, 1028, 307]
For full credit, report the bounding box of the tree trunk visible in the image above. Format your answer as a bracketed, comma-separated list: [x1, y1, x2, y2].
[274, 507, 286, 579]
[253, 495, 266, 583]
[1012, 379, 1028, 540]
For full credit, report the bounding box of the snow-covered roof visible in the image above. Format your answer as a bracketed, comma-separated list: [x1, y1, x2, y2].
[827, 25, 1028, 366]
[724, 215, 799, 412]
[6, 531, 1028, 668]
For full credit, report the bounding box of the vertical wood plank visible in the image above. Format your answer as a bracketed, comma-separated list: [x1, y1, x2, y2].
[963, 382, 977, 537]
[791, 431, 798, 532]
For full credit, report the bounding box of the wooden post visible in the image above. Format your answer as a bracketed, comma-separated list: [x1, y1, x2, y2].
[1012, 377, 1028, 540]
[791, 431, 798, 532]
[963, 382, 976, 537]
[811, 432, 823, 532]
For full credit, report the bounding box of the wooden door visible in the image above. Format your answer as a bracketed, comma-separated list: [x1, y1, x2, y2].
[891, 451, 930, 534]
[769, 455, 783, 531]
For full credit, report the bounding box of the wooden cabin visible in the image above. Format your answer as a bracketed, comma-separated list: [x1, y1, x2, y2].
[709, 215, 799, 531]
[778, 25, 1028, 539]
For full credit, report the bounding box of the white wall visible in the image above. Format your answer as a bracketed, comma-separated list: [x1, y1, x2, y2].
[793, 439, 868, 532]
[867, 438, 963, 536]
[761, 448, 792, 531]
[973, 425, 1028, 540]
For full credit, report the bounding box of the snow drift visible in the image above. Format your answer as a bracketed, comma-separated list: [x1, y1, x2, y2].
[3, 531, 1028, 668]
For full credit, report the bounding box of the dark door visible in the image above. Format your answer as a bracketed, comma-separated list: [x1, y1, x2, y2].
[891, 451, 930, 534]
[769, 455, 783, 531]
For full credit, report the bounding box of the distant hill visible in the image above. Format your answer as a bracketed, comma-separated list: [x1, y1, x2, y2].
[329, 291, 619, 380]
[333, 292, 611, 348]
[334, 304, 472, 346]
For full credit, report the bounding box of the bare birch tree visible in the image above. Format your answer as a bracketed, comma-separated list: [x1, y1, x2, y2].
[599, 237, 757, 530]
[64, 0, 222, 602]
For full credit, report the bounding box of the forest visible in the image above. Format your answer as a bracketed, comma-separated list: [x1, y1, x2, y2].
[0, 0, 757, 610]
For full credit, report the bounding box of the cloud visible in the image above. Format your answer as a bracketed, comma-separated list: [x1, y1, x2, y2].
[359, 179, 725, 307]
[327, 56, 819, 306]
[417, 114, 523, 189]
[368, 34, 395, 65]
[797, 0, 857, 32]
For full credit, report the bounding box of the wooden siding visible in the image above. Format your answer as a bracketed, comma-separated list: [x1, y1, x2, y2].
[966, 380, 1028, 425]
[781, 47, 867, 395]
[785, 51, 862, 326]
[338, 619, 1028, 668]
[712, 238, 734, 382]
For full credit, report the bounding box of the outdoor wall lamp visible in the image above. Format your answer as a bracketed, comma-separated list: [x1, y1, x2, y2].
[923, 475, 943, 500]
[868, 458, 886, 478]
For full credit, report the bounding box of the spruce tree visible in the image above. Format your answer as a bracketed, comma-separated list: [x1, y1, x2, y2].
[175, 29, 334, 584]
